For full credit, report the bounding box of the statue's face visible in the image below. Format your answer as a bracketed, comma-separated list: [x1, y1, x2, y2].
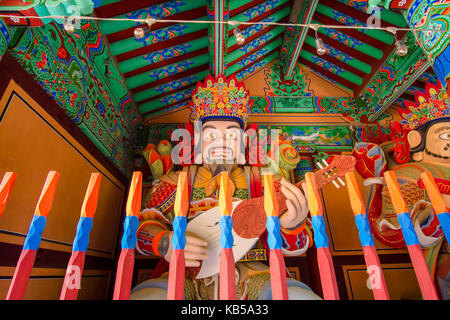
[201, 120, 243, 165]
[425, 122, 450, 162]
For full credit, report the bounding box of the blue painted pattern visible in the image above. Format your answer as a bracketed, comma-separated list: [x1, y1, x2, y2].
[148, 60, 194, 79]
[242, 0, 280, 20]
[155, 75, 198, 94]
[121, 215, 139, 249]
[354, 214, 375, 247]
[23, 216, 47, 251]
[311, 215, 329, 248]
[172, 216, 187, 250]
[73, 217, 93, 252]
[219, 216, 234, 249]
[266, 216, 282, 250]
[159, 88, 192, 104]
[239, 33, 272, 53]
[238, 48, 269, 67]
[397, 212, 420, 246]
[143, 44, 193, 64]
[126, 1, 186, 20]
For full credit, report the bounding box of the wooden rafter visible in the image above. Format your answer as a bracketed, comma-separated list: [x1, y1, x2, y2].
[142, 97, 191, 117]
[95, 0, 169, 18]
[227, 36, 281, 68]
[123, 48, 208, 78]
[138, 84, 197, 106]
[115, 29, 207, 62]
[131, 64, 209, 94]
[107, 7, 207, 43]
[299, 57, 357, 91]
[301, 43, 366, 78]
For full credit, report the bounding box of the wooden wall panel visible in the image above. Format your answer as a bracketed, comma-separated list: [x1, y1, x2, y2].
[342, 264, 422, 300]
[0, 267, 110, 300]
[0, 82, 125, 258]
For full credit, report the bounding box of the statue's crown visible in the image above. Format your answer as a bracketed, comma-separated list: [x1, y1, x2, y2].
[398, 82, 450, 130]
[190, 74, 252, 128]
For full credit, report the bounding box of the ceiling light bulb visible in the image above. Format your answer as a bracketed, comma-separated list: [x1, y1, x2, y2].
[134, 26, 149, 39]
[64, 17, 75, 34]
[315, 38, 327, 55]
[395, 40, 408, 56]
[234, 26, 245, 45]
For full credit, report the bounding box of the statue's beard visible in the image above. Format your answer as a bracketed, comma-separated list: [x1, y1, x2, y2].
[204, 146, 235, 164]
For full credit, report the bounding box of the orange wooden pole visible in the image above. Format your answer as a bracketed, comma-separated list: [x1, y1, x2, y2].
[305, 172, 339, 300]
[60, 173, 102, 300]
[0, 172, 17, 218]
[384, 170, 438, 300]
[263, 173, 289, 300]
[345, 172, 389, 300]
[420, 172, 450, 242]
[6, 171, 60, 300]
[219, 171, 236, 300]
[113, 171, 142, 300]
[167, 171, 189, 300]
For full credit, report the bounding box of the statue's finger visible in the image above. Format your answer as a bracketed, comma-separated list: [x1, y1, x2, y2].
[185, 234, 208, 247]
[281, 185, 300, 214]
[186, 260, 201, 267]
[185, 243, 208, 254]
[184, 251, 208, 261]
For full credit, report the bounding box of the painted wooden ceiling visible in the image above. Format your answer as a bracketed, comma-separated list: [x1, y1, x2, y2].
[93, 0, 410, 120]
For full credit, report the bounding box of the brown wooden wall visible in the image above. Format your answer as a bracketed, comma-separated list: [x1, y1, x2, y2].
[0, 53, 128, 300]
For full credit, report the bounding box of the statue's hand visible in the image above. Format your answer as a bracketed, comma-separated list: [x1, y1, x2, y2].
[279, 178, 308, 230]
[162, 231, 208, 267]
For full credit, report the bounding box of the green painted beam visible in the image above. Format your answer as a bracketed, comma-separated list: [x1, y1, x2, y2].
[98, 0, 121, 5]
[235, 51, 279, 80]
[226, 26, 284, 62]
[311, 18, 383, 60]
[98, 1, 206, 35]
[228, 7, 289, 47]
[208, 0, 229, 77]
[134, 70, 210, 102]
[226, 0, 289, 29]
[281, 0, 319, 79]
[230, 0, 244, 11]
[126, 53, 210, 89]
[304, 35, 371, 74]
[118, 37, 208, 74]
[139, 87, 194, 113]
[109, 22, 207, 56]
[300, 50, 363, 85]
[316, 3, 394, 45]
[226, 37, 282, 75]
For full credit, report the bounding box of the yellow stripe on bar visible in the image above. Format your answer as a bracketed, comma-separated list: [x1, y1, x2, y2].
[345, 172, 366, 216]
[219, 171, 232, 216]
[383, 171, 408, 214]
[34, 171, 60, 217]
[263, 173, 278, 217]
[126, 171, 142, 217]
[81, 173, 102, 218]
[420, 172, 448, 214]
[305, 172, 322, 217]
[174, 171, 189, 217]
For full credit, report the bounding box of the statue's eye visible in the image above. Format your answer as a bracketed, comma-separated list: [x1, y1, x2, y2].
[206, 131, 216, 140]
[439, 132, 450, 140]
[226, 131, 237, 140]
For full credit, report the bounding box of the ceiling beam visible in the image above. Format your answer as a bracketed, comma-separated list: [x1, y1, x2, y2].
[131, 65, 210, 94]
[280, 0, 319, 79]
[298, 57, 357, 91]
[95, 0, 168, 18]
[306, 29, 377, 65]
[115, 29, 207, 62]
[208, 0, 229, 76]
[301, 43, 366, 78]
[123, 48, 209, 78]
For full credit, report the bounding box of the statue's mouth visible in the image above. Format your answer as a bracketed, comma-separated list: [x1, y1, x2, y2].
[207, 147, 234, 161]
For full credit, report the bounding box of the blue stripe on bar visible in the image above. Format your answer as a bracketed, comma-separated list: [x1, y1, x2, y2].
[121, 215, 139, 249]
[219, 215, 234, 249]
[437, 212, 450, 241]
[266, 216, 282, 250]
[172, 216, 187, 250]
[73, 217, 93, 252]
[23, 215, 47, 251]
[397, 212, 420, 246]
[311, 215, 329, 248]
[354, 213, 375, 247]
